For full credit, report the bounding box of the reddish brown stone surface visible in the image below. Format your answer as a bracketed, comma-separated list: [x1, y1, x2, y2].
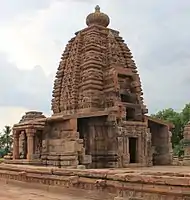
[51, 5, 147, 116]
[9, 6, 173, 170]
[1, 164, 190, 199]
[173, 122, 190, 166]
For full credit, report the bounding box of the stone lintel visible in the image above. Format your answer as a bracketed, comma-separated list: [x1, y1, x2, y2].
[122, 121, 147, 126]
[49, 109, 117, 122]
[13, 125, 44, 131]
[122, 102, 142, 109]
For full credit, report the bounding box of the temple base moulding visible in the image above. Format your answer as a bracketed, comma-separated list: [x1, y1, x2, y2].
[0, 164, 190, 199]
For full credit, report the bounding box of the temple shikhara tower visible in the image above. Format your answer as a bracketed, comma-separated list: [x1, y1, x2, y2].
[10, 6, 173, 168]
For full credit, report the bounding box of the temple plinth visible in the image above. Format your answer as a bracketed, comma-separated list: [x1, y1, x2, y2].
[9, 6, 173, 168]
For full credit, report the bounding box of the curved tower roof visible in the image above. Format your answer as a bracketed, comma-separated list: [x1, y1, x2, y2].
[52, 6, 147, 120]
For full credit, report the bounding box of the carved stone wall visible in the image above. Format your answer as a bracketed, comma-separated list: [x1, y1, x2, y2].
[41, 119, 91, 168]
[117, 122, 148, 167]
[149, 121, 172, 165]
[78, 116, 118, 168]
[51, 9, 147, 116]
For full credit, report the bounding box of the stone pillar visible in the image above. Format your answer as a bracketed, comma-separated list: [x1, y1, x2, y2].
[19, 131, 26, 159]
[183, 122, 190, 165]
[26, 128, 35, 160]
[13, 130, 19, 159]
[146, 128, 153, 166]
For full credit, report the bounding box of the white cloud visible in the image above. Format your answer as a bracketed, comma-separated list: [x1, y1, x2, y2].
[0, 106, 27, 130]
[0, 0, 98, 73]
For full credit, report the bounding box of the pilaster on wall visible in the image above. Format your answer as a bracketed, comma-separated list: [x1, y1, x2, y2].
[117, 125, 129, 167]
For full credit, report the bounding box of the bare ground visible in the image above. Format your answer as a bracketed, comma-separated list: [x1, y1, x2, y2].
[0, 181, 94, 200]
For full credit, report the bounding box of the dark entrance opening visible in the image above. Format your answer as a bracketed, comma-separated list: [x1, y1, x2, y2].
[126, 108, 135, 121]
[121, 94, 131, 103]
[77, 118, 89, 155]
[129, 137, 137, 163]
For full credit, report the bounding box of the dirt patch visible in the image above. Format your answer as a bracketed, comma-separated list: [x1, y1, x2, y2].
[0, 181, 95, 200]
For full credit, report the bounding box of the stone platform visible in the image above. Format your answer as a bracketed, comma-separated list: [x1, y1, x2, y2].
[3, 159, 42, 165]
[0, 164, 190, 199]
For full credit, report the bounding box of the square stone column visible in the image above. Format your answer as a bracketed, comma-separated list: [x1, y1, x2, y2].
[13, 130, 20, 159]
[182, 123, 190, 165]
[26, 128, 36, 160]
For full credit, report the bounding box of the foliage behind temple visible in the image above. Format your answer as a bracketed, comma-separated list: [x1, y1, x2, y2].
[0, 125, 12, 158]
[151, 103, 190, 156]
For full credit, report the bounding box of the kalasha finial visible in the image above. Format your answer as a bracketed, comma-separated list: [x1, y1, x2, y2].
[95, 5, 100, 12]
[86, 5, 110, 27]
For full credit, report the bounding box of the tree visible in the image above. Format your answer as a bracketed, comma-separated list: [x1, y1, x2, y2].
[0, 126, 13, 156]
[181, 103, 190, 127]
[151, 108, 183, 146]
[151, 103, 190, 156]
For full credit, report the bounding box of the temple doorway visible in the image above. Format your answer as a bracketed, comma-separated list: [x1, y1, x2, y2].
[129, 137, 137, 163]
[77, 118, 90, 154]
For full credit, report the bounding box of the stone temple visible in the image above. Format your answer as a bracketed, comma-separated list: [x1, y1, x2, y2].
[10, 6, 173, 169]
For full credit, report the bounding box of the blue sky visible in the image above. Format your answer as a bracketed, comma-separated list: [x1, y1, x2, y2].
[0, 0, 189, 128]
